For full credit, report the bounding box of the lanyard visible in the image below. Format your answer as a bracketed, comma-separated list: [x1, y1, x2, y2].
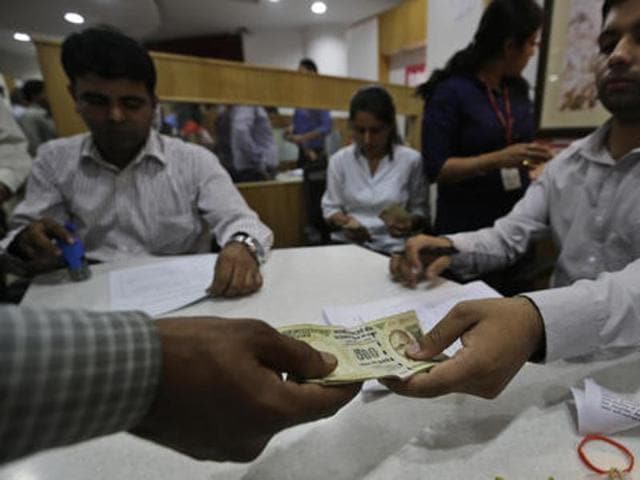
[485, 83, 514, 145]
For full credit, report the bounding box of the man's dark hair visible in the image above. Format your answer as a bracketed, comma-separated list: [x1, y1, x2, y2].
[61, 26, 156, 96]
[21, 79, 45, 103]
[602, 0, 628, 23]
[416, 0, 542, 101]
[299, 58, 318, 73]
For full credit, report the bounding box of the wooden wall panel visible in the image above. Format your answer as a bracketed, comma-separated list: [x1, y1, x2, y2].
[237, 180, 306, 248]
[378, 0, 427, 58]
[33, 38, 422, 139]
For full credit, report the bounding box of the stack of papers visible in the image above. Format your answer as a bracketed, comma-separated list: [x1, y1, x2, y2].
[572, 378, 640, 435]
[109, 254, 216, 317]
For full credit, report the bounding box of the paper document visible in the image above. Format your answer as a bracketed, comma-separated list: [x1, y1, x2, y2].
[323, 281, 501, 358]
[110, 254, 216, 317]
[572, 378, 640, 435]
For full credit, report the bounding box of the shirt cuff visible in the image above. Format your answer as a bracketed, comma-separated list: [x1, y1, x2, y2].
[445, 233, 478, 279]
[524, 282, 607, 362]
[0, 168, 22, 193]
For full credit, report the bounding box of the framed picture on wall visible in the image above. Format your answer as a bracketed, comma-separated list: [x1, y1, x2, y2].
[535, 0, 610, 136]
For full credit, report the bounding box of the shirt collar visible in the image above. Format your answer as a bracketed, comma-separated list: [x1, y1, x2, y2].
[353, 143, 395, 161]
[579, 119, 640, 166]
[80, 129, 167, 170]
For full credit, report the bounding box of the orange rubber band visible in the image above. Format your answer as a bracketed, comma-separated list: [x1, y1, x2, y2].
[577, 434, 635, 474]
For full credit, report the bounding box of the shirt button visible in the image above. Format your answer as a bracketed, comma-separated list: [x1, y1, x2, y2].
[588, 256, 597, 263]
[595, 215, 603, 225]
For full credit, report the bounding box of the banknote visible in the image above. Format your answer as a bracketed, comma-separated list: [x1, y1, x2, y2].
[279, 311, 438, 385]
[379, 203, 412, 224]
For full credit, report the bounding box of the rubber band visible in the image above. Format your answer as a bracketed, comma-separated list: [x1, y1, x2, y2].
[577, 434, 635, 475]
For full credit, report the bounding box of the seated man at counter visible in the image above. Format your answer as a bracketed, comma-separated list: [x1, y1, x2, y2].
[0, 306, 360, 463]
[386, 0, 640, 398]
[1, 27, 272, 298]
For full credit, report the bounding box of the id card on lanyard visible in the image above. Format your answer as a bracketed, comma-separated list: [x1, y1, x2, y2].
[485, 84, 522, 192]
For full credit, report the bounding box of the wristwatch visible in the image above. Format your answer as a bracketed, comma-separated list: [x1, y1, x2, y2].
[227, 232, 265, 264]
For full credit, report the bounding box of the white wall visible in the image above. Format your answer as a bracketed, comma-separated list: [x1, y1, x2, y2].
[346, 17, 378, 81]
[242, 30, 305, 71]
[0, 49, 41, 80]
[304, 26, 348, 77]
[426, 0, 544, 91]
[426, 0, 484, 74]
[242, 25, 348, 77]
[389, 47, 427, 85]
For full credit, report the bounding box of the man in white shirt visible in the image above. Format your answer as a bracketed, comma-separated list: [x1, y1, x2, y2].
[2, 27, 272, 298]
[386, 0, 640, 399]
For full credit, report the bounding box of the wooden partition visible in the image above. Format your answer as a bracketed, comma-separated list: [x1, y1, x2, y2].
[33, 38, 423, 247]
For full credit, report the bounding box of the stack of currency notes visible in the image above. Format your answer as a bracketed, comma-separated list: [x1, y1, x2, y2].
[379, 203, 412, 224]
[279, 311, 438, 385]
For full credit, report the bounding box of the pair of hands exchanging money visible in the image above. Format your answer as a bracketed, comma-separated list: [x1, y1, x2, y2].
[284, 230, 546, 400]
[329, 204, 415, 244]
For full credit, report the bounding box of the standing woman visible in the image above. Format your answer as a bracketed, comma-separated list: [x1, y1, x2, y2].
[322, 86, 428, 254]
[419, 0, 552, 235]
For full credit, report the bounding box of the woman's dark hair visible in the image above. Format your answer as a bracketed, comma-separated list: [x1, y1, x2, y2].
[416, 0, 543, 101]
[349, 85, 402, 154]
[61, 26, 157, 96]
[299, 58, 318, 73]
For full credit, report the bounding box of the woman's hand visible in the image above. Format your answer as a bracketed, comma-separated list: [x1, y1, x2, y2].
[496, 143, 553, 169]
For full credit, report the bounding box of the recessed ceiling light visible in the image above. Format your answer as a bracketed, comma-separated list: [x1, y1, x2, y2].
[267, 0, 280, 3]
[13, 32, 31, 42]
[311, 1, 327, 15]
[64, 12, 85, 24]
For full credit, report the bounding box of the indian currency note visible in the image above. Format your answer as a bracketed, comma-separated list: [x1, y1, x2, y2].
[279, 311, 438, 385]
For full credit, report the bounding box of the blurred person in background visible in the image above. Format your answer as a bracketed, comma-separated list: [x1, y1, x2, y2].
[285, 58, 333, 244]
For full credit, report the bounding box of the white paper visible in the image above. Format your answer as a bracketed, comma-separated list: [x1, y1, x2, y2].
[571, 378, 640, 435]
[323, 281, 501, 393]
[110, 254, 216, 317]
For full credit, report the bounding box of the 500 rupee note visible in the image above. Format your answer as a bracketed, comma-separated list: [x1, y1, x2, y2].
[279, 311, 438, 385]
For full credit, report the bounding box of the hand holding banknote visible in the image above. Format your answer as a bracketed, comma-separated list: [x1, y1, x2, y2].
[279, 311, 438, 384]
[379, 203, 413, 237]
[381, 298, 545, 399]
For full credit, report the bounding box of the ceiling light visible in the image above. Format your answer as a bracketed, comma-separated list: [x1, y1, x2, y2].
[311, 1, 327, 15]
[13, 32, 31, 42]
[64, 12, 85, 24]
[267, 0, 280, 3]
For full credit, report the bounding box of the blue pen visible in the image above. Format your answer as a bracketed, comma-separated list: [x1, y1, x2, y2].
[55, 222, 91, 281]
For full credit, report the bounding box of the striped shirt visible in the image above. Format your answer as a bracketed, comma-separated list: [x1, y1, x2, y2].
[1, 131, 273, 261]
[0, 100, 32, 194]
[0, 306, 160, 463]
[322, 144, 429, 254]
